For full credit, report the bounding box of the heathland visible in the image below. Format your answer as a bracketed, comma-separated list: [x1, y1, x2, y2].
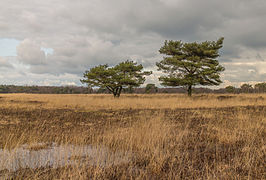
[0, 94, 265, 179]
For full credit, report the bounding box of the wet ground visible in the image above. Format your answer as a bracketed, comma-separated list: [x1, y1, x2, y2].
[0, 143, 130, 172]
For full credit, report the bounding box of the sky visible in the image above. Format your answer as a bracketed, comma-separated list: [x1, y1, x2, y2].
[0, 0, 265, 88]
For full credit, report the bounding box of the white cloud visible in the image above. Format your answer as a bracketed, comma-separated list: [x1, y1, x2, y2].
[0, 56, 13, 68]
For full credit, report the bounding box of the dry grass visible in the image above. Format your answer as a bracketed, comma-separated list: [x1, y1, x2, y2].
[0, 93, 265, 179]
[0, 93, 265, 110]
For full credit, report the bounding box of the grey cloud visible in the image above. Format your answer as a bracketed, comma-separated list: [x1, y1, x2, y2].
[0, 0, 266, 85]
[0, 69, 81, 86]
[222, 62, 266, 82]
[17, 39, 46, 65]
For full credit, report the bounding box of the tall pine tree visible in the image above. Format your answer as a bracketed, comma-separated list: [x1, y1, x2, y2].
[156, 38, 225, 96]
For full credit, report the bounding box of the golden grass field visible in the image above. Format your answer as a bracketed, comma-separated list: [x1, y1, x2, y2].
[0, 93, 265, 179]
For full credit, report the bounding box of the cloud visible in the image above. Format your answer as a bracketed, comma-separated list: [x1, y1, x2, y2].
[0, 56, 14, 69]
[17, 39, 46, 65]
[0, 0, 265, 86]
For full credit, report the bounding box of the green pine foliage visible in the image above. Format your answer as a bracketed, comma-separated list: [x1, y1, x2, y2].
[225, 86, 236, 93]
[156, 38, 225, 96]
[145, 83, 158, 93]
[254, 82, 266, 93]
[81, 60, 152, 97]
[240, 83, 253, 93]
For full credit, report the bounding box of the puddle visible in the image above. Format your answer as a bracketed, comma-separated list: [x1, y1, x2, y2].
[0, 143, 130, 172]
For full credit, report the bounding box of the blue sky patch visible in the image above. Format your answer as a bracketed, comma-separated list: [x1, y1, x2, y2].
[0, 38, 20, 57]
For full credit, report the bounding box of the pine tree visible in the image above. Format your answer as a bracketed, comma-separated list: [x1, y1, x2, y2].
[156, 38, 225, 96]
[81, 60, 152, 97]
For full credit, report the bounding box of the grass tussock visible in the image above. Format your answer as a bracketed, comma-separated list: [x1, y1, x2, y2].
[0, 93, 265, 179]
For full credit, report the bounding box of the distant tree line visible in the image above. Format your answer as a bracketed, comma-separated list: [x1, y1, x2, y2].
[0, 84, 265, 94]
[225, 83, 266, 94]
[0, 85, 92, 94]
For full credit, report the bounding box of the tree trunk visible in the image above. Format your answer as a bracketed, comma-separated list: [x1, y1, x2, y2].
[112, 87, 122, 98]
[187, 85, 192, 96]
[113, 92, 117, 98]
[113, 88, 118, 98]
[116, 86, 122, 98]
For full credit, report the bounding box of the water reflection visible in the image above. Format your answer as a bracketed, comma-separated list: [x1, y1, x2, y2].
[0, 143, 130, 171]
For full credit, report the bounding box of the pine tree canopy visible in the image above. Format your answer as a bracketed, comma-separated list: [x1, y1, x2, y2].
[156, 37, 225, 96]
[81, 60, 152, 97]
